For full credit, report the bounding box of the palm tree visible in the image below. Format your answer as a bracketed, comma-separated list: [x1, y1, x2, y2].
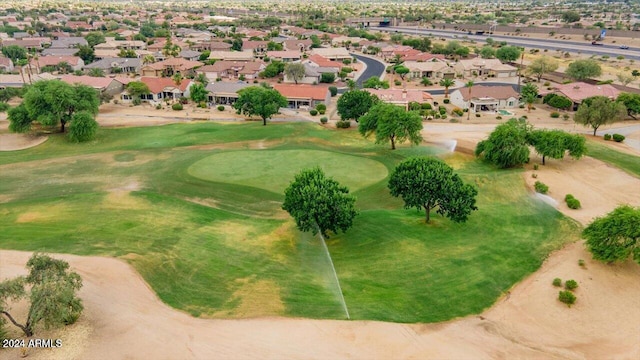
[142, 54, 156, 65]
[194, 73, 208, 85]
[439, 78, 455, 98]
[172, 73, 183, 86]
[465, 81, 474, 120]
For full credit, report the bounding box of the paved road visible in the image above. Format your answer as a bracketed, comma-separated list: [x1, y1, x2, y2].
[351, 53, 386, 88]
[372, 26, 640, 61]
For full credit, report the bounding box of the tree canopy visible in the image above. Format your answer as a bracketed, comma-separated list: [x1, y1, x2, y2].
[84, 32, 106, 47]
[67, 111, 99, 142]
[284, 62, 306, 84]
[282, 167, 358, 237]
[616, 92, 640, 119]
[527, 129, 586, 165]
[337, 89, 379, 122]
[479, 46, 496, 59]
[527, 56, 559, 81]
[583, 205, 640, 264]
[521, 83, 539, 112]
[574, 96, 626, 136]
[190, 83, 208, 103]
[233, 86, 287, 125]
[566, 59, 602, 81]
[9, 80, 100, 133]
[0, 254, 83, 337]
[394, 65, 410, 80]
[358, 103, 423, 150]
[1, 45, 27, 62]
[126, 81, 151, 99]
[495, 46, 521, 62]
[388, 157, 478, 223]
[475, 119, 532, 168]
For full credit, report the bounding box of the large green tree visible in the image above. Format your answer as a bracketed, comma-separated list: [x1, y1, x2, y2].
[126, 81, 151, 100]
[284, 62, 306, 84]
[394, 65, 410, 80]
[566, 59, 602, 81]
[574, 96, 626, 136]
[358, 103, 423, 150]
[337, 89, 379, 122]
[527, 129, 586, 165]
[190, 83, 208, 103]
[388, 157, 478, 223]
[9, 80, 100, 133]
[495, 46, 521, 62]
[521, 83, 539, 112]
[583, 205, 640, 264]
[527, 56, 559, 82]
[282, 167, 358, 237]
[233, 86, 287, 126]
[475, 119, 532, 168]
[0, 254, 83, 337]
[1, 45, 27, 62]
[84, 32, 106, 47]
[75, 45, 95, 64]
[616, 92, 640, 119]
[67, 111, 99, 142]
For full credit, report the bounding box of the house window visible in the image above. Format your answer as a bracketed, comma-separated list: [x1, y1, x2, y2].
[508, 101, 514, 107]
[122, 94, 132, 100]
[157, 93, 162, 99]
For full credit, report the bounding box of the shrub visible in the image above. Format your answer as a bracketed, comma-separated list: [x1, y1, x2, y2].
[438, 106, 447, 115]
[552, 278, 562, 287]
[544, 81, 551, 86]
[315, 104, 326, 112]
[132, 98, 141, 106]
[441, 114, 447, 119]
[520, 115, 528, 120]
[394, 80, 401, 86]
[336, 120, 351, 128]
[604, 133, 612, 141]
[434, 113, 441, 119]
[565, 280, 578, 291]
[328, 86, 338, 97]
[475, 113, 481, 117]
[612, 134, 625, 142]
[534, 181, 549, 194]
[179, 97, 189, 104]
[578, 259, 585, 267]
[562, 114, 570, 121]
[451, 107, 464, 117]
[0, 102, 9, 112]
[550, 111, 560, 118]
[443, 98, 450, 104]
[558, 290, 576, 306]
[421, 103, 432, 110]
[217, 105, 225, 111]
[566, 197, 581, 209]
[320, 116, 328, 124]
[172, 103, 183, 111]
[319, 109, 325, 115]
[496, 115, 502, 120]
[564, 194, 574, 201]
[533, 164, 539, 170]
[155, 104, 162, 110]
[310, 109, 318, 116]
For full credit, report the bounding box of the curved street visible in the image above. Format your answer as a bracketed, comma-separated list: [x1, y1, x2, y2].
[351, 53, 386, 88]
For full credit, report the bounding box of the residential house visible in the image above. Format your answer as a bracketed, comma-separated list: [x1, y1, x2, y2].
[94, 38, 147, 51]
[208, 51, 255, 62]
[242, 40, 269, 57]
[83, 57, 141, 74]
[59, 75, 126, 96]
[94, 49, 122, 60]
[30, 56, 84, 73]
[304, 54, 343, 72]
[0, 57, 14, 72]
[0, 73, 53, 88]
[400, 51, 446, 63]
[121, 77, 192, 103]
[2, 38, 50, 51]
[310, 48, 352, 61]
[331, 36, 367, 48]
[365, 88, 433, 110]
[190, 41, 232, 52]
[179, 50, 202, 61]
[549, 82, 621, 110]
[453, 59, 517, 78]
[380, 45, 413, 61]
[141, 57, 203, 77]
[450, 85, 519, 112]
[266, 51, 302, 62]
[404, 60, 455, 79]
[42, 48, 79, 56]
[50, 37, 88, 49]
[272, 83, 331, 109]
[197, 60, 265, 81]
[205, 81, 251, 104]
[65, 21, 92, 31]
[283, 39, 313, 52]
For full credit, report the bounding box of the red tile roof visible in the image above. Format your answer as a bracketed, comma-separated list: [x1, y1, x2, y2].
[143, 57, 203, 71]
[554, 82, 621, 102]
[140, 77, 191, 93]
[272, 84, 329, 101]
[460, 85, 518, 101]
[306, 54, 343, 69]
[34, 56, 82, 67]
[365, 88, 432, 103]
[59, 75, 115, 89]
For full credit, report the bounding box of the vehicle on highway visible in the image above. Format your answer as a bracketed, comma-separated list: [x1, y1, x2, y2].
[619, 45, 629, 49]
[591, 41, 603, 46]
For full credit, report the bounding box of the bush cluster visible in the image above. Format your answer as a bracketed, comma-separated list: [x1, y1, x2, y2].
[310, 109, 318, 116]
[438, 106, 447, 115]
[443, 99, 450, 104]
[320, 116, 328, 124]
[565, 194, 581, 209]
[550, 111, 560, 118]
[172, 103, 183, 111]
[552, 278, 562, 287]
[534, 181, 549, 194]
[475, 113, 481, 118]
[604, 134, 612, 140]
[451, 107, 464, 116]
[421, 103, 432, 110]
[565, 279, 578, 291]
[328, 86, 338, 97]
[0, 102, 10, 112]
[558, 290, 576, 306]
[217, 105, 225, 111]
[336, 120, 351, 128]
[612, 134, 625, 142]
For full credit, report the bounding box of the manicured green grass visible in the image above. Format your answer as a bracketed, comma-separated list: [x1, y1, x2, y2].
[0, 122, 579, 322]
[586, 140, 640, 178]
[189, 149, 388, 193]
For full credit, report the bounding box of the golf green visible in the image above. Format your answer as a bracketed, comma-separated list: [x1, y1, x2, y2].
[188, 149, 388, 193]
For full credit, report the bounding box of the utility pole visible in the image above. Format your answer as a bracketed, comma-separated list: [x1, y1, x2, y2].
[517, 50, 524, 96]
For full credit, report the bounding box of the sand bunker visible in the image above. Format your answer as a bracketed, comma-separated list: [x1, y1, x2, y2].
[0, 133, 47, 151]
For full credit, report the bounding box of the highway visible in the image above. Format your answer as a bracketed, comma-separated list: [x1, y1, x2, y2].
[371, 26, 640, 61]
